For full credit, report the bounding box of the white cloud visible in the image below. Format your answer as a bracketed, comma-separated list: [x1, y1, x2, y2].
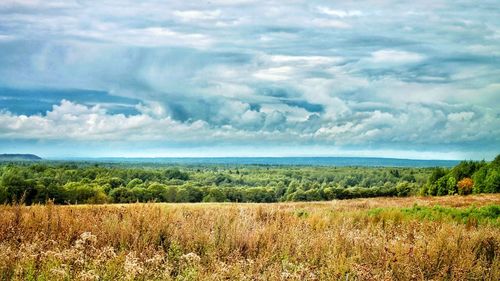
[0, 34, 16, 41]
[267, 55, 344, 70]
[269, 55, 343, 66]
[448, 111, 474, 122]
[0, 0, 79, 9]
[251, 54, 344, 82]
[253, 66, 295, 81]
[317, 7, 363, 18]
[0, 100, 209, 141]
[369, 49, 425, 64]
[1, 99, 497, 150]
[135, 102, 167, 118]
[311, 18, 351, 29]
[259, 103, 311, 122]
[71, 26, 215, 48]
[173, 10, 222, 21]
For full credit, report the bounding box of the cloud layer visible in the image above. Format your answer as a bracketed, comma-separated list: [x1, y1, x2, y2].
[0, 0, 499, 158]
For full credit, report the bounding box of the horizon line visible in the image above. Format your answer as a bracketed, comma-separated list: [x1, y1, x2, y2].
[44, 155, 466, 162]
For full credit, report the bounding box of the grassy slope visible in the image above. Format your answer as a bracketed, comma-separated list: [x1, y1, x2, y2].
[0, 195, 499, 280]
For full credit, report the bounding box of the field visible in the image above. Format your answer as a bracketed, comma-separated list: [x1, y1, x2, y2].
[1, 195, 499, 280]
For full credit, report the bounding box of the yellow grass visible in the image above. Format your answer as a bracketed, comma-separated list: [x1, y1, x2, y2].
[0, 195, 499, 280]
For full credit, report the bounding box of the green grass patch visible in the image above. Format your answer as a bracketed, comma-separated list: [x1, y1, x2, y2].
[367, 204, 500, 226]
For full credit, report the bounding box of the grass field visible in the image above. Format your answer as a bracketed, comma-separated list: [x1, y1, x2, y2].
[1, 195, 499, 280]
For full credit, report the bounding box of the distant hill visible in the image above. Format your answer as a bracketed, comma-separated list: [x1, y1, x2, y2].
[0, 154, 42, 161]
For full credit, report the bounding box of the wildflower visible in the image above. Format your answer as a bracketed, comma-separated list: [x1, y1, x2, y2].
[97, 246, 116, 262]
[145, 253, 164, 267]
[124, 252, 144, 278]
[75, 232, 97, 250]
[50, 268, 68, 279]
[78, 270, 99, 281]
[181, 252, 201, 264]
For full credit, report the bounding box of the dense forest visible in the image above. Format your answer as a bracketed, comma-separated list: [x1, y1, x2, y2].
[0, 155, 498, 204]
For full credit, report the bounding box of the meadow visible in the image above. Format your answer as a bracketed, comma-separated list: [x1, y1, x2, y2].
[1, 195, 498, 280]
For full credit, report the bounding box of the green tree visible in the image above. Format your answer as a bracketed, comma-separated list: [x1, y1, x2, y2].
[436, 177, 448, 196]
[110, 187, 133, 203]
[472, 167, 488, 193]
[126, 178, 143, 189]
[147, 183, 168, 202]
[203, 187, 226, 202]
[446, 176, 457, 195]
[1, 168, 36, 203]
[484, 170, 500, 193]
[64, 182, 108, 204]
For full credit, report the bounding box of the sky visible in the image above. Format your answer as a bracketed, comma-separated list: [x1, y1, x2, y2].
[0, 0, 499, 160]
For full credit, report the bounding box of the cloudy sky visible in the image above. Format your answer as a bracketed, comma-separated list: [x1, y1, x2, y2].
[0, 0, 499, 159]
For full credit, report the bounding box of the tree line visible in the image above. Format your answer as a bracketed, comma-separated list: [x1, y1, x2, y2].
[0, 156, 497, 204]
[421, 154, 500, 196]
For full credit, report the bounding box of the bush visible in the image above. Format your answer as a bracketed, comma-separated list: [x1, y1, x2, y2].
[457, 178, 474, 195]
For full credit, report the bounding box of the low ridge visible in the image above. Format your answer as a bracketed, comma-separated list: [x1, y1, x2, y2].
[0, 154, 42, 161]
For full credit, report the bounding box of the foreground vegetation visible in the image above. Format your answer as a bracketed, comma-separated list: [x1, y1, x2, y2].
[0, 195, 498, 280]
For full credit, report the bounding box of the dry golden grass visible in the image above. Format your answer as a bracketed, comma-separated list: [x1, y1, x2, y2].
[0, 195, 499, 280]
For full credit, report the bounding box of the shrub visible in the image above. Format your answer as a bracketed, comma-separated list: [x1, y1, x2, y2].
[457, 178, 474, 195]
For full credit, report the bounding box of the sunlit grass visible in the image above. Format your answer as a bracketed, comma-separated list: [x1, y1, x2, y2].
[368, 204, 500, 226]
[0, 195, 499, 280]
